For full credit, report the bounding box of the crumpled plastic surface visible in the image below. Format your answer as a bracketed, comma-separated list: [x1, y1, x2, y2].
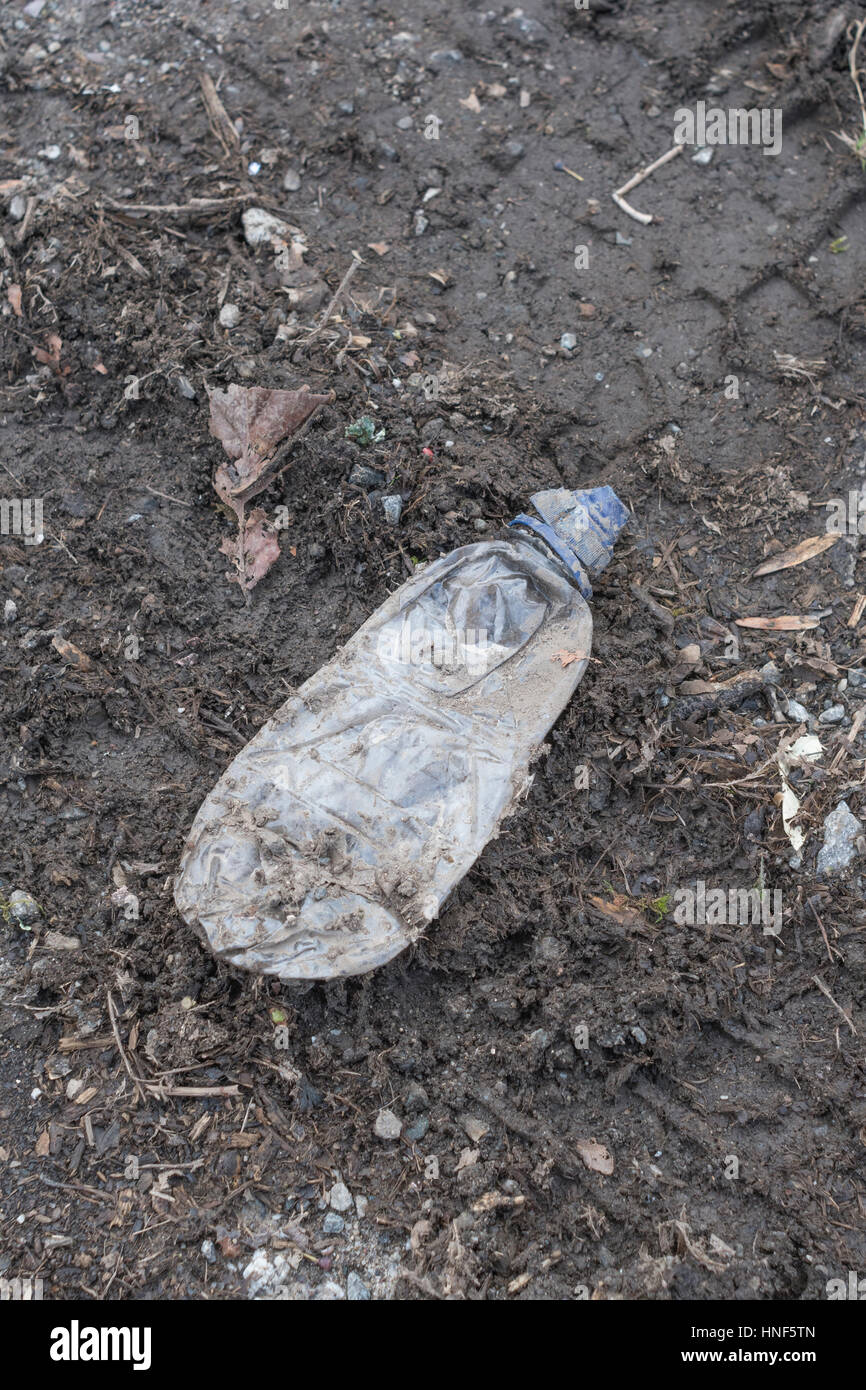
[175, 537, 594, 978]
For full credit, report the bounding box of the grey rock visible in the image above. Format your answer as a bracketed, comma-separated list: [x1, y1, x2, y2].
[4, 599, 18, 624]
[328, 1181, 353, 1212]
[313, 1280, 345, 1300]
[374, 1108, 402, 1140]
[816, 800, 863, 876]
[322, 1212, 345, 1234]
[404, 1083, 429, 1111]
[201, 1239, 217, 1264]
[819, 704, 846, 725]
[560, 332, 577, 351]
[382, 495, 403, 525]
[404, 1116, 429, 1142]
[283, 169, 301, 192]
[785, 699, 812, 723]
[759, 661, 782, 686]
[242, 206, 291, 248]
[396, 116, 414, 130]
[349, 463, 385, 491]
[8, 889, 40, 925]
[347, 1271, 370, 1300]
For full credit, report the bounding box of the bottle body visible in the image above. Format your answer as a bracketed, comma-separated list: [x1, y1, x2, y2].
[175, 532, 594, 978]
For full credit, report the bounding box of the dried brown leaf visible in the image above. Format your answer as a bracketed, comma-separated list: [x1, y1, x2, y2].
[219, 508, 281, 592]
[209, 384, 330, 511]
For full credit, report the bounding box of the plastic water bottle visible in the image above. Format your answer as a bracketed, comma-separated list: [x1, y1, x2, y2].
[174, 485, 629, 979]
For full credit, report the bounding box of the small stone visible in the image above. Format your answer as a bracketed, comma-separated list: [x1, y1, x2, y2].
[560, 332, 577, 351]
[219, 303, 240, 328]
[8, 889, 40, 925]
[9, 195, 26, 221]
[396, 116, 414, 130]
[819, 704, 845, 725]
[176, 376, 196, 399]
[405, 1084, 429, 1111]
[474, 518, 488, 532]
[374, 1108, 402, 1140]
[382, 495, 403, 525]
[847, 669, 866, 688]
[404, 1116, 429, 1142]
[679, 643, 700, 664]
[313, 1280, 345, 1300]
[349, 463, 385, 491]
[413, 211, 429, 236]
[323, 1212, 345, 1234]
[692, 147, 713, 164]
[459, 1115, 489, 1144]
[242, 206, 292, 247]
[41, 145, 61, 161]
[816, 801, 863, 876]
[337, 100, 355, 116]
[283, 169, 301, 192]
[66, 1078, 85, 1100]
[354, 1195, 368, 1218]
[347, 1271, 370, 1301]
[786, 699, 811, 723]
[759, 661, 782, 686]
[631, 1025, 648, 1045]
[247, 162, 261, 176]
[615, 230, 632, 246]
[329, 1181, 353, 1212]
[201, 1239, 217, 1264]
[4, 599, 18, 624]
[429, 50, 463, 65]
[43, 930, 80, 952]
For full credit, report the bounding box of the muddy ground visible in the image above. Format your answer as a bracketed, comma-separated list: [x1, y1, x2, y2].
[1, 0, 865, 1302]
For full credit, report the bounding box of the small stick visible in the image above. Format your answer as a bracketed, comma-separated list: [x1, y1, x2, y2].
[303, 257, 360, 345]
[107, 991, 148, 1105]
[812, 974, 856, 1035]
[612, 145, 683, 225]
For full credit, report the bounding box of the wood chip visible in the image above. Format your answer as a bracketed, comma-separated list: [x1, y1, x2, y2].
[575, 1139, 614, 1175]
[51, 636, 93, 670]
[735, 615, 822, 631]
[752, 534, 838, 577]
[848, 593, 866, 628]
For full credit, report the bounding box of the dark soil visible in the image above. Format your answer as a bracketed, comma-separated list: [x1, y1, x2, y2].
[1, 0, 865, 1301]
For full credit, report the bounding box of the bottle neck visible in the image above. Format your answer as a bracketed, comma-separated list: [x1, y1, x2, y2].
[508, 515, 593, 598]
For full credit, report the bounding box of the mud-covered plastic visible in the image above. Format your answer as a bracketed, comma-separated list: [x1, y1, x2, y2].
[174, 485, 629, 979]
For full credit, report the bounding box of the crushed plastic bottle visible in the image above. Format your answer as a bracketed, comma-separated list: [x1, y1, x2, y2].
[174, 485, 629, 979]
